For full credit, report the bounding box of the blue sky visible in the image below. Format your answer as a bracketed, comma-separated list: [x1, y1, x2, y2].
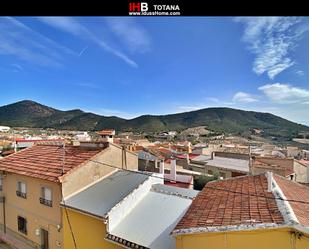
[1, 16, 309, 125]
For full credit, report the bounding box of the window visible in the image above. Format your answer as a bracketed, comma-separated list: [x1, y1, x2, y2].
[17, 216, 27, 234]
[0, 178, 2, 191]
[16, 181, 27, 198]
[219, 172, 226, 179]
[208, 170, 213, 175]
[40, 187, 52, 207]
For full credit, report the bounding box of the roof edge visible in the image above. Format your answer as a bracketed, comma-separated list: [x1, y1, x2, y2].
[172, 223, 309, 236]
[151, 184, 196, 200]
[105, 233, 149, 249]
[270, 173, 299, 225]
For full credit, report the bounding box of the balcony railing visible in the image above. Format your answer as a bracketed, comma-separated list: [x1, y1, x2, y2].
[16, 190, 27, 199]
[40, 197, 52, 207]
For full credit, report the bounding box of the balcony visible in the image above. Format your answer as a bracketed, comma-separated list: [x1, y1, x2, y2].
[39, 197, 52, 207]
[16, 191, 26, 199]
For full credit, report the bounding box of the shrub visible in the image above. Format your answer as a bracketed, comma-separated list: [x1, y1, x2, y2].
[194, 173, 219, 190]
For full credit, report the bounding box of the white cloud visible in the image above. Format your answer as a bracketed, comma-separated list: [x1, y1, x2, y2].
[38, 17, 85, 35]
[92, 108, 142, 119]
[74, 82, 100, 89]
[11, 63, 23, 72]
[296, 70, 304, 76]
[176, 105, 208, 112]
[236, 17, 308, 79]
[232, 92, 258, 103]
[38, 17, 138, 68]
[259, 83, 309, 103]
[0, 17, 74, 68]
[78, 46, 88, 57]
[106, 17, 151, 53]
[206, 97, 219, 103]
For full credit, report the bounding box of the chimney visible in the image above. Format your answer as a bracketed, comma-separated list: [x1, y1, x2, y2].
[211, 151, 215, 160]
[159, 160, 165, 174]
[267, 171, 273, 192]
[171, 159, 177, 181]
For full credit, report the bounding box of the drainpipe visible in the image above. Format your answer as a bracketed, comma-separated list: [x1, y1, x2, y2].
[171, 159, 177, 182]
[159, 160, 165, 174]
[1, 196, 6, 234]
[211, 151, 215, 160]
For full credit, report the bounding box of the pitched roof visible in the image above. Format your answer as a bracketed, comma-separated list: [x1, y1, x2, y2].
[97, 129, 115, 135]
[253, 160, 295, 177]
[174, 174, 284, 231]
[274, 175, 309, 226]
[0, 144, 106, 182]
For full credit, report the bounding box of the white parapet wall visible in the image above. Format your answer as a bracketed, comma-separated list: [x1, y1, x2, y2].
[106, 173, 163, 232]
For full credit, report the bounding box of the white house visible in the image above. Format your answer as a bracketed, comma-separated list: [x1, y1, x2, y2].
[0, 126, 10, 132]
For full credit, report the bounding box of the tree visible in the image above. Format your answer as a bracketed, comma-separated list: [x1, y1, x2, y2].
[193, 172, 219, 190]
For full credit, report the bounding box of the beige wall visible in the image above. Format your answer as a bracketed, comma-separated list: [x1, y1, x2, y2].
[0, 173, 63, 249]
[294, 161, 308, 183]
[252, 157, 308, 183]
[61, 143, 138, 197]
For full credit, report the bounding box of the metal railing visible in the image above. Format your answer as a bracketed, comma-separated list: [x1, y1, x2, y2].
[16, 191, 27, 199]
[39, 197, 52, 207]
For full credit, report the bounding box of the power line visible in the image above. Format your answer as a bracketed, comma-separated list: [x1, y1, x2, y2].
[0, 145, 79, 249]
[2, 144, 309, 206]
[60, 144, 78, 249]
[64, 148, 309, 206]
[61, 185, 78, 249]
[2, 142, 309, 247]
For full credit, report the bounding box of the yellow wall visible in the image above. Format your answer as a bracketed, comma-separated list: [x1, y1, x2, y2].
[62, 208, 123, 249]
[0, 173, 63, 249]
[175, 227, 309, 249]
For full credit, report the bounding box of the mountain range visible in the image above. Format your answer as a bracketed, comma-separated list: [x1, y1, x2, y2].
[0, 100, 308, 138]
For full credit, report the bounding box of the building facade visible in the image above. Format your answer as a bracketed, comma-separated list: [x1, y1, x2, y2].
[0, 141, 138, 249]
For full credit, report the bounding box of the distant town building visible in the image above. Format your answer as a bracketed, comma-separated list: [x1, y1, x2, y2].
[189, 152, 249, 178]
[0, 126, 10, 132]
[74, 131, 91, 141]
[97, 129, 115, 143]
[251, 156, 309, 184]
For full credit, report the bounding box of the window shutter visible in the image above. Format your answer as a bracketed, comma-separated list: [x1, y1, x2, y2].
[45, 188, 52, 201]
[21, 182, 26, 193]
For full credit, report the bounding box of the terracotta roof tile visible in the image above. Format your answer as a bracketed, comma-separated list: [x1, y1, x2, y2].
[175, 175, 284, 230]
[0, 144, 106, 182]
[97, 129, 115, 135]
[274, 175, 309, 227]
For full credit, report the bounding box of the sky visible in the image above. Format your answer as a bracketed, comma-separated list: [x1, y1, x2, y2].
[1, 16, 309, 125]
